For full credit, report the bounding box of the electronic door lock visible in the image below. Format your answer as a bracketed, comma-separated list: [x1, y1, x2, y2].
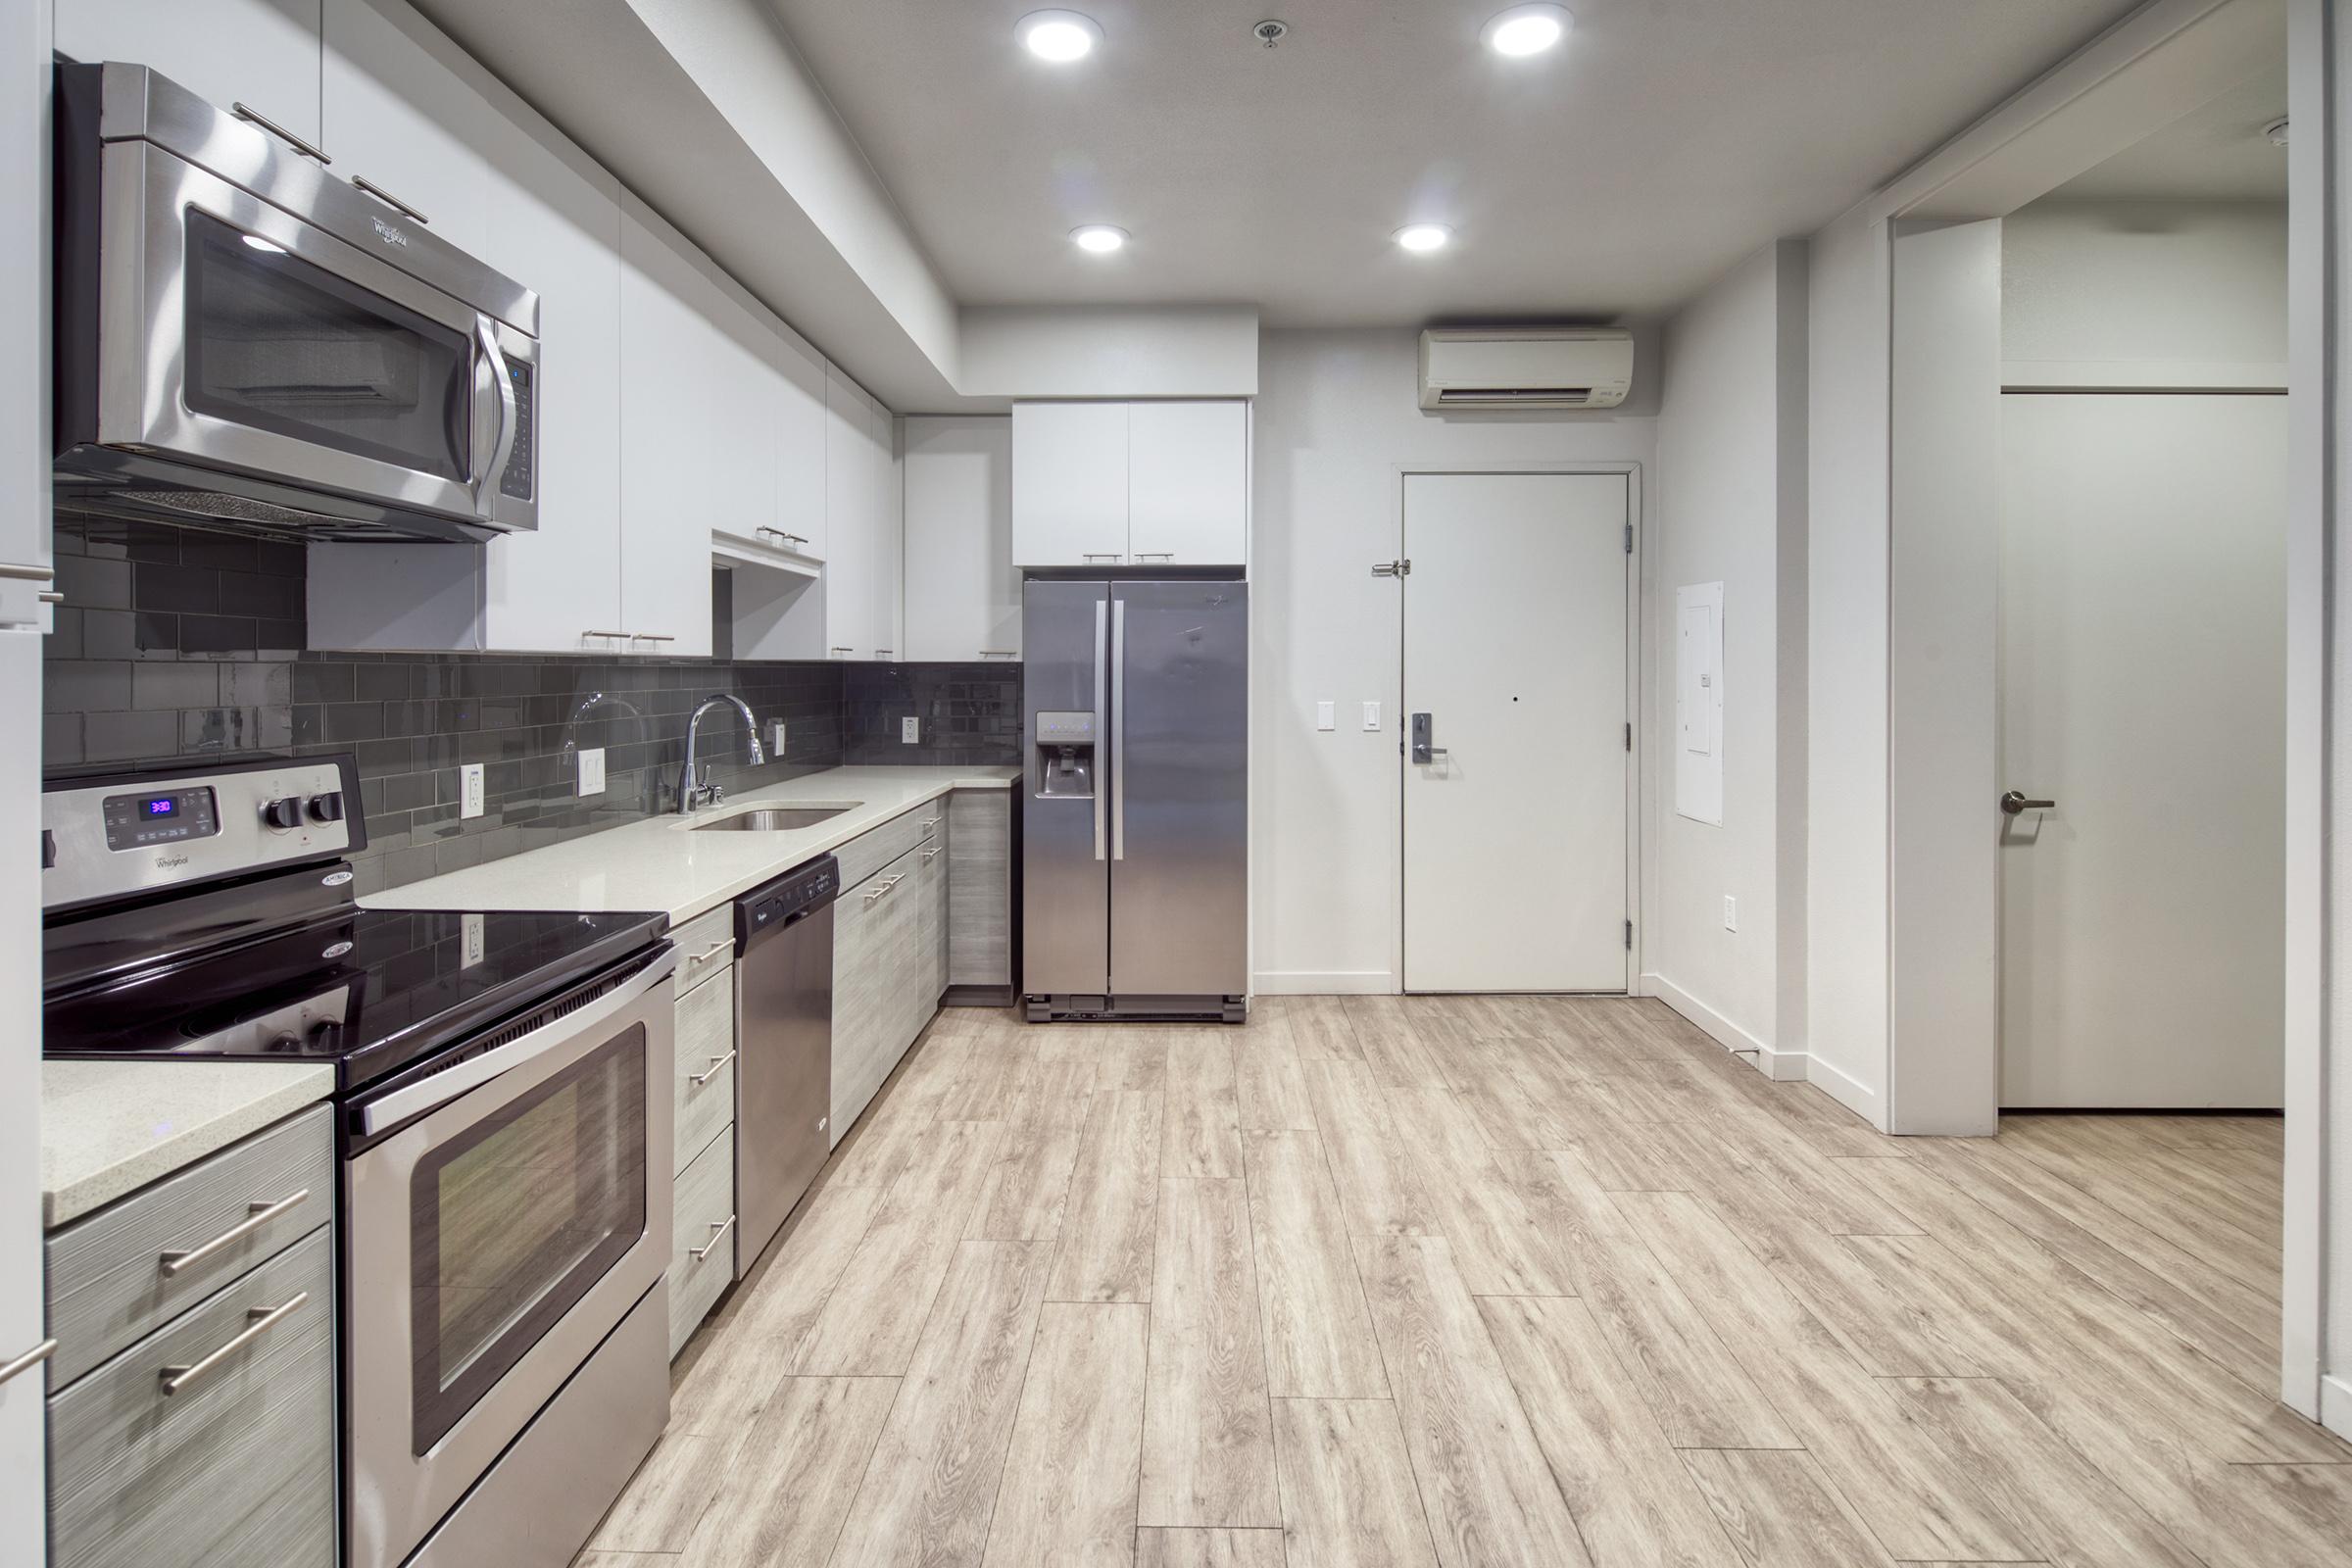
[1409, 712, 1446, 765]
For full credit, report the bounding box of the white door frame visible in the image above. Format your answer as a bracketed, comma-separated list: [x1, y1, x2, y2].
[1387, 461, 1645, 994]
[1872, 0, 2325, 1421]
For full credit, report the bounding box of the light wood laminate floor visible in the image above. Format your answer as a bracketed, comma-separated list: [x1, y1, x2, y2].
[580, 997, 2348, 1568]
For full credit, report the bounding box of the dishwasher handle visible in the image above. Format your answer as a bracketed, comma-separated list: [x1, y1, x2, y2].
[736, 853, 843, 950]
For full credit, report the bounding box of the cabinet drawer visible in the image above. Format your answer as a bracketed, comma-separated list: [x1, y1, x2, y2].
[46, 1103, 333, 1389]
[947, 790, 1011, 987]
[670, 903, 737, 997]
[49, 1225, 335, 1568]
[668, 1126, 735, 1358]
[673, 970, 737, 1177]
[831, 842, 925, 1143]
[835, 801, 945, 889]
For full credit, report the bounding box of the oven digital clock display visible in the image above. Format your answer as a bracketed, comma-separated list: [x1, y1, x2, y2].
[102, 787, 219, 851]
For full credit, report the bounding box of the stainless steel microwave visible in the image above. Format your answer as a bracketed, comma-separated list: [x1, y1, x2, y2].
[53, 62, 540, 544]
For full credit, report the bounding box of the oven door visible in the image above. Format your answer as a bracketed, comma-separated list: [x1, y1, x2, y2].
[344, 950, 674, 1568]
[88, 139, 536, 532]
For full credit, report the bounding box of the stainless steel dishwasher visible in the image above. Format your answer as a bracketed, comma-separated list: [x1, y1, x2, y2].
[732, 853, 839, 1273]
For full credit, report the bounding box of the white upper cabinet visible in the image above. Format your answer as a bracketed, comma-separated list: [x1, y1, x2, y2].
[59, 0, 322, 148]
[319, 0, 485, 249]
[616, 198, 716, 657]
[822, 369, 884, 658]
[870, 400, 903, 660]
[766, 327, 829, 561]
[1011, 402, 1127, 566]
[1012, 400, 1248, 567]
[904, 418, 1018, 662]
[1127, 400, 1249, 565]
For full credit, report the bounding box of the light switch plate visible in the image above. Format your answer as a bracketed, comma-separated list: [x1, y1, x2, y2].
[1362, 700, 1382, 731]
[576, 747, 605, 797]
[902, 715, 920, 744]
[1723, 895, 1738, 932]
[460, 763, 485, 820]
[1315, 700, 1335, 731]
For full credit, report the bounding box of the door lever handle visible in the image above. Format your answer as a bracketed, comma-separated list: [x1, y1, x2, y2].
[2000, 791, 2057, 816]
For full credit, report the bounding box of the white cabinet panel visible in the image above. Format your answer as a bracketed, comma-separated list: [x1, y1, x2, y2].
[617, 199, 715, 656]
[871, 402, 903, 660]
[1011, 402, 1127, 566]
[1128, 400, 1248, 566]
[904, 417, 1018, 662]
[59, 0, 321, 148]
[320, 0, 485, 253]
[768, 328, 828, 560]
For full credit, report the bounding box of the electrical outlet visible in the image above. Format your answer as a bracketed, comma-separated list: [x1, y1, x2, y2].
[462, 912, 486, 968]
[1362, 700, 1382, 731]
[1315, 700, 1335, 731]
[576, 747, 605, 797]
[1723, 895, 1738, 932]
[460, 763, 485, 819]
[769, 719, 788, 757]
[901, 715, 920, 744]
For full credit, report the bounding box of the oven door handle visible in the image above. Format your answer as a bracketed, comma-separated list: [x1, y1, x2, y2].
[357, 948, 677, 1135]
[469, 315, 518, 516]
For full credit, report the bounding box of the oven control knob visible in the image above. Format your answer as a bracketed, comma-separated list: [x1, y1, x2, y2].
[262, 797, 305, 830]
[307, 792, 346, 824]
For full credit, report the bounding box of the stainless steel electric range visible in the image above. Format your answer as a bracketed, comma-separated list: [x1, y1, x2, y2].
[41, 753, 676, 1568]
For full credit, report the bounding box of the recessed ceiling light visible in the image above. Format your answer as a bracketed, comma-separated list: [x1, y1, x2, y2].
[1482, 4, 1572, 57]
[1071, 224, 1129, 254]
[1394, 223, 1452, 254]
[1018, 10, 1102, 63]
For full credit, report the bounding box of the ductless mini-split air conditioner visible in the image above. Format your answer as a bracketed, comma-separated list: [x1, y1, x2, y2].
[1417, 326, 1636, 410]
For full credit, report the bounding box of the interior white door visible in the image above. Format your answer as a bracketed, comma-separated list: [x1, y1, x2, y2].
[1402, 472, 1629, 992]
[1998, 394, 2286, 1108]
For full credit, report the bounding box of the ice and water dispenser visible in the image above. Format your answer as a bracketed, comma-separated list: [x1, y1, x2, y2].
[1034, 710, 1097, 798]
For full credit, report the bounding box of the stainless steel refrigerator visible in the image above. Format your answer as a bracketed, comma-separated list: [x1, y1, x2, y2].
[1023, 578, 1249, 1022]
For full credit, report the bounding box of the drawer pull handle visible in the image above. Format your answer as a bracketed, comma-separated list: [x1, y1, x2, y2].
[159, 1292, 310, 1396]
[584, 629, 631, 641]
[160, 1190, 311, 1276]
[863, 873, 906, 906]
[352, 175, 428, 224]
[690, 1215, 737, 1261]
[689, 1050, 737, 1086]
[919, 817, 941, 831]
[690, 939, 733, 963]
[921, 847, 944, 863]
[0, 1339, 57, 1389]
[231, 102, 329, 165]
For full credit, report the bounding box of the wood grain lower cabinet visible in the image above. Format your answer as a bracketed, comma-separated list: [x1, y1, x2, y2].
[667, 1126, 735, 1358]
[947, 791, 1011, 989]
[48, 1225, 335, 1568]
[671, 965, 736, 1179]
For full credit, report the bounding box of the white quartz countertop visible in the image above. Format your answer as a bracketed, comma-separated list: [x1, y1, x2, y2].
[43, 1060, 336, 1230]
[365, 764, 1019, 925]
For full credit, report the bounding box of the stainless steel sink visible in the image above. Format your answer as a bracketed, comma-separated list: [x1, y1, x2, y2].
[691, 805, 858, 832]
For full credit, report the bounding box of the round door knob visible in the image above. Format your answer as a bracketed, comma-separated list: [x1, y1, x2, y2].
[306, 792, 346, 823]
[261, 797, 304, 830]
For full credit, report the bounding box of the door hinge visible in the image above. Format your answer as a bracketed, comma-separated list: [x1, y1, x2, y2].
[1625, 919, 1634, 951]
[1624, 523, 1634, 554]
[1624, 722, 1632, 752]
[1371, 559, 1411, 577]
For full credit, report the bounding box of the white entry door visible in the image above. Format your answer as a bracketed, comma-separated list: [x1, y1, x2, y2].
[1402, 472, 1630, 992]
[1998, 394, 2285, 1108]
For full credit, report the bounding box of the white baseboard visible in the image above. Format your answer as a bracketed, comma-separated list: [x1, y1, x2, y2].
[1251, 969, 1394, 996]
[1803, 1051, 1886, 1129]
[1643, 973, 1807, 1082]
[2322, 1374, 2352, 1441]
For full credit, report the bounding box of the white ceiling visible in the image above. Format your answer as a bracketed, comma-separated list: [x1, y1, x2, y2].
[767, 0, 2149, 325]
[2045, 64, 2288, 202]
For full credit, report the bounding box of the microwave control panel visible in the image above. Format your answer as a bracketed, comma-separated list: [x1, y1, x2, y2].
[498, 357, 536, 502]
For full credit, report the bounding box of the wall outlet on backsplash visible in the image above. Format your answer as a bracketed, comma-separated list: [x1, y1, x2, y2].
[901, 716, 919, 744]
[461, 763, 485, 819]
[769, 719, 787, 756]
[576, 748, 605, 797]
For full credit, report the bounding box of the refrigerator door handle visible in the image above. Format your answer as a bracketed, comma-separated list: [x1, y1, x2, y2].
[1093, 598, 1108, 861]
[1111, 598, 1127, 861]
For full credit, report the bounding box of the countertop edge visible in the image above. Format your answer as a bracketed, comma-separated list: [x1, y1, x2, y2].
[42, 1063, 338, 1231]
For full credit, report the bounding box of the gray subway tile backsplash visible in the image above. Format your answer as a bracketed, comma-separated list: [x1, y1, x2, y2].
[44, 518, 1021, 894]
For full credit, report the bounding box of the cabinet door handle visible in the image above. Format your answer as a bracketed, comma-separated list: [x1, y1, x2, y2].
[160, 1190, 311, 1275]
[0, 1339, 57, 1389]
[689, 1050, 737, 1086]
[1081, 554, 1121, 563]
[1136, 553, 1174, 563]
[875, 650, 894, 660]
[37, 590, 64, 604]
[689, 939, 732, 963]
[352, 176, 428, 225]
[690, 1215, 737, 1261]
[159, 1292, 310, 1396]
[977, 649, 1016, 658]
[231, 102, 329, 165]
[919, 817, 941, 831]
[631, 632, 677, 644]
[584, 629, 631, 641]
[831, 647, 855, 656]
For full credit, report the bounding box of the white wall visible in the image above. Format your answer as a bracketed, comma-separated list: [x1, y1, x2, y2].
[1644, 241, 1807, 1067]
[1249, 329, 1655, 993]
[1803, 207, 1894, 1127]
[2321, 0, 2352, 1438]
[2004, 198, 2290, 385]
[959, 306, 1259, 401]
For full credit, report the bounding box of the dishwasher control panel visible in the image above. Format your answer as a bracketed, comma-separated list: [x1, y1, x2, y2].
[740, 853, 840, 940]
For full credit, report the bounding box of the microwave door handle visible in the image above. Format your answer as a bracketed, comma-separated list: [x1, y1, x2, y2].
[470, 316, 517, 514]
